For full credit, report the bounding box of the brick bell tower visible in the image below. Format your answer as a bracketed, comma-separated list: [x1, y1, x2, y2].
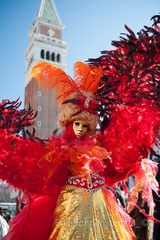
[24, 0, 68, 138]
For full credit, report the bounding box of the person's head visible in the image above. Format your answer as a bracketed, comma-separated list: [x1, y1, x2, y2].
[32, 62, 102, 138]
[57, 97, 98, 138]
[72, 120, 89, 138]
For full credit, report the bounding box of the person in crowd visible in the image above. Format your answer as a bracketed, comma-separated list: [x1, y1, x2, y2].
[0, 208, 9, 239]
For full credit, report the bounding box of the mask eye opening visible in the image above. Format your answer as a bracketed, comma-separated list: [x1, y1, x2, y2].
[74, 121, 80, 126]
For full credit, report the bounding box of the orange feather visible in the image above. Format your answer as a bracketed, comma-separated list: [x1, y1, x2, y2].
[31, 61, 103, 103]
[31, 62, 79, 103]
[73, 61, 103, 93]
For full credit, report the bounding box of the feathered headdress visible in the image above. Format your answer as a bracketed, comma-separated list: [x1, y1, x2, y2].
[31, 61, 103, 129]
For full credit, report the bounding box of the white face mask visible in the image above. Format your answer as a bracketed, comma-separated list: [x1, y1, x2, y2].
[73, 120, 89, 138]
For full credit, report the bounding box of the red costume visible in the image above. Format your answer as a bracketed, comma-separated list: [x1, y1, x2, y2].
[0, 14, 159, 240]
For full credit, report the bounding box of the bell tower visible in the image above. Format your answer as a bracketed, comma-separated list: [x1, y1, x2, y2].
[24, 0, 68, 138]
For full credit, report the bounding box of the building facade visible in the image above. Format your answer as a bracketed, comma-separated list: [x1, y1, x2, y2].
[24, 0, 68, 138]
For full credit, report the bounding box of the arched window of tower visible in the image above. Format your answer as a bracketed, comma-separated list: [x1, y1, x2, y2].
[38, 105, 42, 111]
[40, 49, 45, 59]
[38, 90, 42, 96]
[37, 121, 41, 127]
[51, 52, 55, 61]
[46, 51, 50, 60]
[57, 53, 61, 63]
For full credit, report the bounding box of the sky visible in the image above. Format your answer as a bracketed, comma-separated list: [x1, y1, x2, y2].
[0, 0, 159, 104]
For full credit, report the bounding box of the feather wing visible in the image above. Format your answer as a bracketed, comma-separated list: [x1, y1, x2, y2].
[88, 15, 160, 215]
[88, 15, 160, 124]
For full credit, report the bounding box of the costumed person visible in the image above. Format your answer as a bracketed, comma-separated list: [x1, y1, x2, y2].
[0, 70, 136, 240]
[0, 14, 159, 240]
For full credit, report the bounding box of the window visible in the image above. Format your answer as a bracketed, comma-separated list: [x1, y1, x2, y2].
[38, 90, 42, 96]
[37, 121, 41, 127]
[38, 105, 41, 111]
[46, 51, 50, 60]
[40, 49, 45, 59]
[57, 53, 61, 63]
[51, 52, 55, 61]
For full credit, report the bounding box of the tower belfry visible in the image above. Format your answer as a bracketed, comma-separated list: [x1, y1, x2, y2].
[24, 0, 68, 138]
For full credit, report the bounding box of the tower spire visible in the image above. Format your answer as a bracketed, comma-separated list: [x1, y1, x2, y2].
[37, 0, 62, 25]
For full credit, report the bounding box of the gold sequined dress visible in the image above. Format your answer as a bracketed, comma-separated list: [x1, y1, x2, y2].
[48, 138, 136, 240]
[48, 174, 135, 240]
